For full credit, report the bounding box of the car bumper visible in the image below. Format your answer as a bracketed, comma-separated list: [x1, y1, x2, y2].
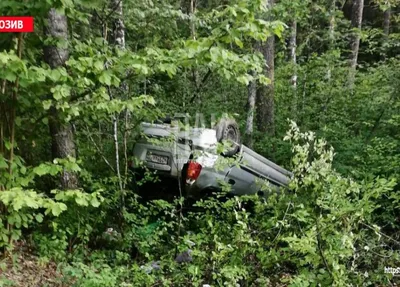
[184, 168, 228, 199]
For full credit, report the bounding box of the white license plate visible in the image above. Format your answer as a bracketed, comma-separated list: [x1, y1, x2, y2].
[146, 153, 169, 165]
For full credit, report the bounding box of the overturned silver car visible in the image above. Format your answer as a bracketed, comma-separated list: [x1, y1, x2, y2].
[131, 117, 292, 200]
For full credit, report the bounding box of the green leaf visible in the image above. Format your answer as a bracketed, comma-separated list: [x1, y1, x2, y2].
[94, 60, 104, 71]
[236, 75, 252, 85]
[234, 37, 243, 48]
[51, 69, 61, 81]
[67, 162, 81, 172]
[90, 197, 101, 207]
[210, 47, 220, 63]
[99, 70, 112, 86]
[51, 203, 67, 216]
[4, 71, 17, 82]
[34, 164, 49, 176]
[258, 75, 271, 85]
[42, 117, 49, 125]
[43, 100, 52, 110]
[4, 141, 11, 150]
[52, 85, 71, 100]
[75, 196, 88, 206]
[0, 156, 8, 169]
[1, 233, 8, 244]
[35, 213, 43, 223]
[25, 197, 38, 208]
[12, 198, 24, 211]
[11, 231, 20, 241]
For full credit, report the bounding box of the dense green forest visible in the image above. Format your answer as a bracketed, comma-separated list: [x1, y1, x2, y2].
[0, 0, 400, 286]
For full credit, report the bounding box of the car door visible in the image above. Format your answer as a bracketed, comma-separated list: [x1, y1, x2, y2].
[224, 163, 260, 196]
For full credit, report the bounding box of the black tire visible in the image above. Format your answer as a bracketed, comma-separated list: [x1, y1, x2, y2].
[214, 118, 241, 156]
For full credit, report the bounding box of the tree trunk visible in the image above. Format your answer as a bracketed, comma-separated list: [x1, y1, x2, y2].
[383, 8, 390, 38]
[289, 20, 297, 118]
[113, 0, 125, 49]
[190, 0, 196, 40]
[109, 0, 131, 189]
[111, 0, 125, 193]
[44, 9, 69, 69]
[256, 0, 275, 135]
[44, 8, 78, 189]
[324, 0, 336, 119]
[329, 0, 335, 43]
[348, 0, 364, 85]
[189, 0, 201, 106]
[48, 108, 78, 189]
[380, 6, 390, 62]
[245, 70, 256, 148]
[326, 0, 335, 80]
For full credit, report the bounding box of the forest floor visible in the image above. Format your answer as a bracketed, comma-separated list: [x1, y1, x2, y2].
[0, 242, 64, 287]
[1, 241, 398, 286]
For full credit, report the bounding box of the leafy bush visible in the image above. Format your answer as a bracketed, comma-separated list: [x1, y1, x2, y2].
[51, 123, 399, 286]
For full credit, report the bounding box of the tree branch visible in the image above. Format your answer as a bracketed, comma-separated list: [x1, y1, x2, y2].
[85, 125, 115, 173]
[189, 68, 212, 103]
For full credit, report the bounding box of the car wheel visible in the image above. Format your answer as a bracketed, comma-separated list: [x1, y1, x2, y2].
[214, 118, 241, 156]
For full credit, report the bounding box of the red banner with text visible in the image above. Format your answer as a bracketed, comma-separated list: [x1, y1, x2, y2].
[0, 17, 34, 33]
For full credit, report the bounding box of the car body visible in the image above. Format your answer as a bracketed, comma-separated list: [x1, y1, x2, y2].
[131, 121, 292, 200]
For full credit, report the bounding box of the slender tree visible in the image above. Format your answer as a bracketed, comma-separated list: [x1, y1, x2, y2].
[245, 70, 256, 148]
[113, 0, 125, 49]
[383, 7, 390, 38]
[323, 0, 336, 118]
[44, 8, 78, 189]
[329, 0, 335, 42]
[382, 5, 390, 60]
[348, 0, 364, 85]
[111, 0, 125, 193]
[256, 0, 275, 135]
[327, 0, 336, 80]
[289, 19, 297, 117]
[190, 0, 201, 106]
